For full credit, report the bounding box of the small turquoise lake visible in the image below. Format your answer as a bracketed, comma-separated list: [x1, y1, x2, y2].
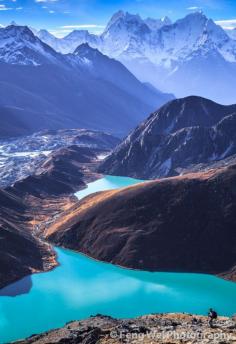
[0, 176, 236, 343]
[74, 175, 143, 199]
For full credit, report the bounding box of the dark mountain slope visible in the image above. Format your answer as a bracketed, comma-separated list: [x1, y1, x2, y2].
[0, 189, 55, 289]
[47, 164, 236, 279]
[10, 146, 98, 197]
[0, 61, 166, 138]
[0, 144, 104, 290]
[99, 96, 236, 178]
[72, 44, 174, 107]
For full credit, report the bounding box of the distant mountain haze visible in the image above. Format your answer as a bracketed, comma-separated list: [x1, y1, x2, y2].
[37, 11, 236, 104]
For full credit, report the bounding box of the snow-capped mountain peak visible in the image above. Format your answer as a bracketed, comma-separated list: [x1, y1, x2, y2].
[73, 42, 97, 56]
[104, 10, 144, 32]
[97, 10, 236, 103]
[2, 11, 236, 104]
[101, 11, 151, 59]
[0, 25, 63, 66]
[70, 43, 98, 67]
[103, 10, 150, 35]
[37, 28, 100, 54]
[38, 29, 55, 40]
[36, 29, 64, 53]
[145, 16, 172, 30]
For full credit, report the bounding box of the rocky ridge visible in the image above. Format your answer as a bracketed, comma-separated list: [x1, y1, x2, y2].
[99, 96, 236, 179]
[15, 314, 236, 344]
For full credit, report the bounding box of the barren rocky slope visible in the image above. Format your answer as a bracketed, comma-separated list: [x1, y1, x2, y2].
[0, 188, 56, 289]
[9, 146, 99, 197]
[15, 314, 236, 344]
[99, 96, 236, 179]
[47, 164, 236, 281]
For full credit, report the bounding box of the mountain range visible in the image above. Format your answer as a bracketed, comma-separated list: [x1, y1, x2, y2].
[0, 25, 172, 138]
[99, 96, 236, 179]
[35, 14, 172, 54]
[2, 11, 236, 139]
[37, 29, 100, 55]
[36, 11, 236, 104]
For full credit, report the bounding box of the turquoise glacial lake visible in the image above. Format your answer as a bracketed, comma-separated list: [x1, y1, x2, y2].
[0, 176, 236, 343]
[74, 175, 143, 199]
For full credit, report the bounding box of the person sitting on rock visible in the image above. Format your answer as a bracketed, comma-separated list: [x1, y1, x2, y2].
[208, 308, 218, 328]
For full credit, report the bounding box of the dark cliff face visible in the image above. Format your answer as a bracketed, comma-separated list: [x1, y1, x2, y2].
[99, 96, 236, 179]
[0, 189, 55, 289]
[47, 164, 236, 278]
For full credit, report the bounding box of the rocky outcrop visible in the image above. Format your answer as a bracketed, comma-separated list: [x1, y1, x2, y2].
[99, 96, 236, 179]
[15, 313, 236, 344]
[47, 164, 236, 280]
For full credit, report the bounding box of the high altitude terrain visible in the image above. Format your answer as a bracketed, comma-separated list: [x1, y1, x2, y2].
[0, 25, 172, 138]
[0, 131, 117, 289]
[100, 96, 236, 179]
[37, 11, 236, 104]
[0, 128, 119, 187]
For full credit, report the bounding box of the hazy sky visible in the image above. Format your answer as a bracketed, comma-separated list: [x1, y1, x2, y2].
[0, 0, 235, 36]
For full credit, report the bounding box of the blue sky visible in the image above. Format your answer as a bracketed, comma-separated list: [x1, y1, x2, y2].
[0, 0, 236, 36]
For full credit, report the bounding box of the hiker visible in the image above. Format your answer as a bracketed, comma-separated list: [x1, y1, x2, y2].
[208, 308, 218, 328]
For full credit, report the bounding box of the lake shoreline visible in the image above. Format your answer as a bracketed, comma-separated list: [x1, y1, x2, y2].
[47, 175, 236, 284]
[1, 171, 235, 295]
[1, 245, 236, 343]
[54, 244, 236, 284]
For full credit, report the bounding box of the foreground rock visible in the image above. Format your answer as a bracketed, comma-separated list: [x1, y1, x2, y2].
[47, 164, 236, 281]
[15, 314, 236, 343]
[99, 96, 236, 179]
